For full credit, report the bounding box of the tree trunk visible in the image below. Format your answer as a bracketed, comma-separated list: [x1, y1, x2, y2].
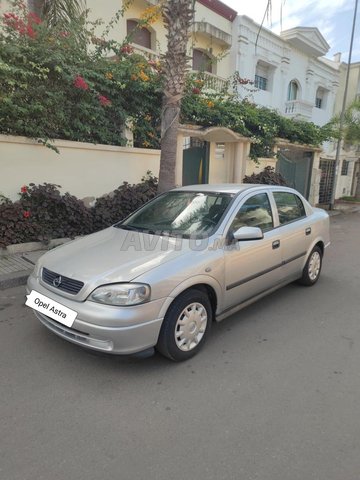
[27, 0, 43, 16]
[158, 0, 194, 193]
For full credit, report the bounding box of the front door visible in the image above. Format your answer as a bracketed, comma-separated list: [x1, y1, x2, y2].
[224, 192, 283, 309]
[182, 138, 209, 186]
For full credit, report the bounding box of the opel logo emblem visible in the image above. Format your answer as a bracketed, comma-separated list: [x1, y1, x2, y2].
[53, 276, 62, 288]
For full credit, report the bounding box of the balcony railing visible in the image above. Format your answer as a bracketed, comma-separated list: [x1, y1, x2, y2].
[284, 100, 313, 119]
[192, 71, 229, 92]
[131, 45, 160, 61]
[130, 46, 229, 93]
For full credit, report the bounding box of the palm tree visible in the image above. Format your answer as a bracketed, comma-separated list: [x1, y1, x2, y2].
[27, 0, 86, 26]
[158, 0, 194, 193]
[340, 99, 360, 198]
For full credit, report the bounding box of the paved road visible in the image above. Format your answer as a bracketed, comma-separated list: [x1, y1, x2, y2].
[1, 213, 360, 480]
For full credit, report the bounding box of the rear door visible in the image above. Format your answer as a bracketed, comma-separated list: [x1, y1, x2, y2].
[271, 191, 314, 280]
[223, 192, 283, 309]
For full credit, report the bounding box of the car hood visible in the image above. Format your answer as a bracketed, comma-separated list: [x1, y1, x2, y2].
[38, 227, 188, 287]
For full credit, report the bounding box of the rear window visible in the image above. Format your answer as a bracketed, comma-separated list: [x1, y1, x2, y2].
[273, 192, 306, 225]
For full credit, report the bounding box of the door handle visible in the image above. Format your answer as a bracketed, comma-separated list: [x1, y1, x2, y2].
[305, 227, 311, 236]
[272, 240, 280, 249]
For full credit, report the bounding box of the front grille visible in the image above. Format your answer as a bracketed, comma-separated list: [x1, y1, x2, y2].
[42, 267, 84, 295]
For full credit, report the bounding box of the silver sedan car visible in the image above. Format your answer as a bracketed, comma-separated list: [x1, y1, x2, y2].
[26, 184, 330, 361]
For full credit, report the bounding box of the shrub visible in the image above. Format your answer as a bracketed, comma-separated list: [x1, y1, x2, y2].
[243, 166, 287, 185]
[0, 198, 41, 247]
[0, 1, 162, 150]
[19, 183, 94, 241]
[92, 173, 158, 231]
[0, 177, 158, 247]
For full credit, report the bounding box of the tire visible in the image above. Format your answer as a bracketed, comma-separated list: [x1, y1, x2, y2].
[156, 288, 212, 361]
[298, 246, 322, 286]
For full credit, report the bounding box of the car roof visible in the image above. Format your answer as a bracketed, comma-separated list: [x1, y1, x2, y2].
[174, 184, 260, 194]
[173, 184, 293, 195]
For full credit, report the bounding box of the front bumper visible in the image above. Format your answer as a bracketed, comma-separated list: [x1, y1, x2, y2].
[26, 274, 165, 354]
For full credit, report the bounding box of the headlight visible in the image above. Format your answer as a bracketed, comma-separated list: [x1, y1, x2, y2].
[89, 283, 151, 306]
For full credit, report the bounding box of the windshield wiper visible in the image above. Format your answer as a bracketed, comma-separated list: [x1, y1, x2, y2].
[115, 224, 142, 232]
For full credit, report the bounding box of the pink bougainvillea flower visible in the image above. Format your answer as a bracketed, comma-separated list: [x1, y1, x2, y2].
[98, 95, 112, 107]
[21, 185, 27, 193]
[26, 24, 36, 38]
[74, 75, 89, 90]
[3, 11, 40, 38]
[23, 211, 31, 218]
[28, 12, 42, 25]
[120, 44, 134, 55]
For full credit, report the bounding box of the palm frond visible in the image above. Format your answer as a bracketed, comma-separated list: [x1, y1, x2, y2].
[41, 0, 86, 26]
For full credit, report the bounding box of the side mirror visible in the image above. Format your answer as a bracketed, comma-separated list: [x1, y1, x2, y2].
[233, 226, 264, 241]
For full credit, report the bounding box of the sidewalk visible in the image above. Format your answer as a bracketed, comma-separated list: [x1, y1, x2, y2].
[0, 250, 47, 290]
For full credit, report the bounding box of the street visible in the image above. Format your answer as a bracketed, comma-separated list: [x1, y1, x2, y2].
[1, 212, 360, 480]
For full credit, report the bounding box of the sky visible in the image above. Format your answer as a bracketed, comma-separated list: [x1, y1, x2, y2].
[221, 0, 360, 63]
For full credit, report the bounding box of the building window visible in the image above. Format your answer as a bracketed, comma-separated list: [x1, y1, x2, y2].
[287, 80, 299, 101]
[315, 87, 327, 109]
[192, 49, 213, 73]
[255, 75, 267, 90]
[127, 20, 152, 49]
[341, 160, 349, 176]
[254, 61, 272, 91]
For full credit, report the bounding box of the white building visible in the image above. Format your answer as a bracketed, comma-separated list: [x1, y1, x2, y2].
[231, 16, 340, 204]
[321, 56, 360, 200]
[232, 16, 339, 126]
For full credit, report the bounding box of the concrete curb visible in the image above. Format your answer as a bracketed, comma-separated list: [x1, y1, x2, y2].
[0, 237, 73, 257]
[0, 269, 31, 290]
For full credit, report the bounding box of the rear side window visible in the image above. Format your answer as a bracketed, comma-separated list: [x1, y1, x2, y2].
[274, 192, 306, 225]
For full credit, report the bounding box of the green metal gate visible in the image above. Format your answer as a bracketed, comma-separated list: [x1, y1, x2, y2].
[182, 139, 209, 186]
[277, 149, 313, 199]
[318, 159, 336, 205]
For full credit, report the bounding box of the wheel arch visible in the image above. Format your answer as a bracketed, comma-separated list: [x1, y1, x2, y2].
[314, 240, 324, 256]
[157, 276, 222, 321]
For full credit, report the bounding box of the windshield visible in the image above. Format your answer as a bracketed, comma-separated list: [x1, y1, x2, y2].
[116, 191, 234, 238]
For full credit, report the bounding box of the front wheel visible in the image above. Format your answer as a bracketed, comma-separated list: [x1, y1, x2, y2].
[298, 246, 322, 286]
[156, 289, 212, 361]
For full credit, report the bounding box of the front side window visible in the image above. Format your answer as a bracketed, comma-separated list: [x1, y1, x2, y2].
[229, 193, 273, 232]
[117, 191, 233, 238]
[273, 192, 306, 225]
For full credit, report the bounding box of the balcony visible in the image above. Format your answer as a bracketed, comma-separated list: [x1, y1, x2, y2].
[284, 100, 313, 120]
[130, 48, 229, 93]
[193, 22, 232, 47]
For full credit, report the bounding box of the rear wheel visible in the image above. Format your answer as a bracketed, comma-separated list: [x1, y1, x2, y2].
[156, 289, 212, 361]
[298, 246, 322, 286]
